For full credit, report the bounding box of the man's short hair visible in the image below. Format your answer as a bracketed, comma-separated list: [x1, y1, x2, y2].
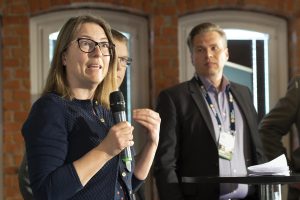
[187, 22, 227, 52]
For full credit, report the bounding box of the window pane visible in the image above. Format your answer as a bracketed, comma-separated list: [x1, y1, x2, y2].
[224, 29, 269, 120]
[117, 31, 132, 121]
[49, 32, 59, 62]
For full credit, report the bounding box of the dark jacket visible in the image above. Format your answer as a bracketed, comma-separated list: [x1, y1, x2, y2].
[154, 77, 266, 200]
[260, 76, 300, 170]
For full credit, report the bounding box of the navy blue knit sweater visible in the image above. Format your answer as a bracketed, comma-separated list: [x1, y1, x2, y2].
[22, 93, 142, 200]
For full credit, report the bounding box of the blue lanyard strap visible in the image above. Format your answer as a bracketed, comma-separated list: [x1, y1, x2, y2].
[197, 79, 236, 134]
[227, 90, 235, 132]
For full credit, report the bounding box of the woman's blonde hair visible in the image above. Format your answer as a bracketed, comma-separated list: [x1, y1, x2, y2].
[42, 15, 117, 108]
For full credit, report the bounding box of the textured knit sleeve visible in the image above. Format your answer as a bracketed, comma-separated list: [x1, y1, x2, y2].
[22, 96, 82, 200]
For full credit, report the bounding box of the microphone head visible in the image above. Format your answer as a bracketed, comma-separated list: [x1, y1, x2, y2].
[109, 91, 126, 112]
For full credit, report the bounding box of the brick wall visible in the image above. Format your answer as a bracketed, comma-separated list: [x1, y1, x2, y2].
[1, 0, 299, 199]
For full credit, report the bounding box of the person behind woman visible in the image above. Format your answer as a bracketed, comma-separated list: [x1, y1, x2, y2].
[112, 29, 147, 200]
[21, 15, 160, 200]
[111, 29, 132, 87]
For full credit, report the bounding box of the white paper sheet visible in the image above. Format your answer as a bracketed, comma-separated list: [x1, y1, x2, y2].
[247, 154, 290, 176]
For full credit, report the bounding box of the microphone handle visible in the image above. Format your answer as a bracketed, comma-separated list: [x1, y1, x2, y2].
[112, 111, 132, 172]
[122, 147, 132, 172]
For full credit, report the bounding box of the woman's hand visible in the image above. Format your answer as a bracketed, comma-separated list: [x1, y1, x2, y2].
[73, 122, 134, 186]
[132, 108, 161, 146]
[99, 122, 134, 158]
[132, 108, 161, 180]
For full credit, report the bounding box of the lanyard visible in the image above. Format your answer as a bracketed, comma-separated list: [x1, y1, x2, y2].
[197, 79, 236, 134]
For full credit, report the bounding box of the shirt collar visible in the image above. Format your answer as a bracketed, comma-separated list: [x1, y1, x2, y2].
[195, 73, 231, 92]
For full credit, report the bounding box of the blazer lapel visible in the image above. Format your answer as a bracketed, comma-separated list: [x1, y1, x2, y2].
[188, 78, 217, 143]
[230, 83, 257, 139]
[229, 84, 253, 136]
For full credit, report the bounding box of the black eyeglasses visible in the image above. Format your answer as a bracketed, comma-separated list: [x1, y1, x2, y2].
[76, 38, 114, 56]
[118, 57, 133, 66]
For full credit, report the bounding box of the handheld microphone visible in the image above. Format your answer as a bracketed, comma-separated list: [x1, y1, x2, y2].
[109, 91, 132, 172]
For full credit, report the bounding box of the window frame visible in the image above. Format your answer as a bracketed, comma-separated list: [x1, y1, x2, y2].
[178, 10, 288, 110]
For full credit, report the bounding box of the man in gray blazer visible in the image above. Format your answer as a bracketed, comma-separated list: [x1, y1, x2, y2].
[259, 76, 300, 200]
[154, 22, 266, 200]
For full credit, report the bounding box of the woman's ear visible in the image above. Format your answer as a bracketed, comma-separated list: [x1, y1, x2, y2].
[62, 52, 67, 66]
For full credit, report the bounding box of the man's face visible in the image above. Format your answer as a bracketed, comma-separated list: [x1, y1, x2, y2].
[191, 31, 229, 80]
[114, 40, 129, 87]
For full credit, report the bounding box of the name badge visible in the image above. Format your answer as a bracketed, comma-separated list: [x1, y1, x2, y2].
[218, 130, 235, 160]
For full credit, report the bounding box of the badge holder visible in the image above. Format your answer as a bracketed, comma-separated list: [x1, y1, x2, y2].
[218, 130, 235, 160]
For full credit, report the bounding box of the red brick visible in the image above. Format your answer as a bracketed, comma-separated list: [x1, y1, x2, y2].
[3, 80, 20, 90]
[15, 68, 29, 79]
[3, 59, 19, 68]
[1, 1, 300, 200]
[4, 101, 22, 110]
[13, 91, 30, 101]
[14, 111, 28, 122]
[10, 4, 29, 14]
[4, 121, 22, 132]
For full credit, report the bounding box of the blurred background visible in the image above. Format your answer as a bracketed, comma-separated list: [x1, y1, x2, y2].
[1, 0, 299, 199]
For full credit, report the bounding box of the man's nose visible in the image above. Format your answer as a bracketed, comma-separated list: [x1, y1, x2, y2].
[205, 49, 213, 58]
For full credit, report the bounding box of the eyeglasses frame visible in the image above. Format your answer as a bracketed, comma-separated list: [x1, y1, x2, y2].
[76, 37, 115, 56]
[118, 56, 133, 66]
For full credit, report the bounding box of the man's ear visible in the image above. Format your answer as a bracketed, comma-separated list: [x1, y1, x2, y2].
[225, 48, 229, 61]
[190, 52, 194, 66]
